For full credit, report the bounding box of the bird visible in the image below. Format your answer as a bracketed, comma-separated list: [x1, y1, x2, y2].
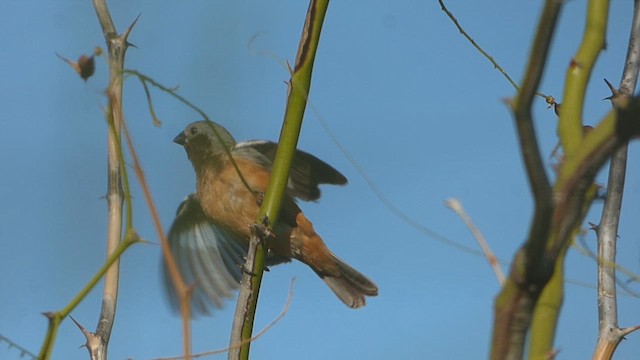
[164, 120, 378, 314]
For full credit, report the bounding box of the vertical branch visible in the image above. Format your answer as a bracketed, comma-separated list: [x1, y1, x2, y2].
[90, 1, 136, 359]
[557, 0, 609, 155]
[491, 1, 562, 359]
[491, 0, 626, 358]
[228, 1, 329, 359]
[593, 1, 640, 357]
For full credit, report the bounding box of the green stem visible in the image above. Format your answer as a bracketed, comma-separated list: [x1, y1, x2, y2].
[558, 0, 609, 156]
[232, 1, 329, 359]
[37, 234, 138, 360]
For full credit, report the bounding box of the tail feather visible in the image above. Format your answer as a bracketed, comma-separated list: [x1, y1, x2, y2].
[318, 254, 378, 308]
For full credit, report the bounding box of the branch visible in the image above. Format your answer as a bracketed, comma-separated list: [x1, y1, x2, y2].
[37, 233, 138, 360]
[154, 278, 295, 360]
[492, 1, 562, 357]
[1, 334, 37, 360]
[438, 0, 552, 101]
[445, 198, 504, 284]
[120, 113, 194, 359]
[228, 1, 329, 359]
[593, 0, 640, 358]
[557, 0, 609, 155]
[89, 2, 138, 359]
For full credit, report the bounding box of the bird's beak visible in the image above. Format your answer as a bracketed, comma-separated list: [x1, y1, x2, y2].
[173, 131, 187, 145]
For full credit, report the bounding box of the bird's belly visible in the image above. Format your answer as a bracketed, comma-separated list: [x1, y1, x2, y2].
[197, 162, 265, 239]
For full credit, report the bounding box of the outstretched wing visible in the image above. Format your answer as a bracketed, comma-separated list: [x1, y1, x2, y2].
[234, 140, 348, 201]
[163, 194, 246, 315]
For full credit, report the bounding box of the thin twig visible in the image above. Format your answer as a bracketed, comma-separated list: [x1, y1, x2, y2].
[124, 69, 254, 196]
[120, 113, 193, 360]
[593, 1, 640, 357]
[0, 334, 37, 360]
[438, 0, 551, 101]
[248, 15, 503, 261]
[153, 278, 295, 360]
[310, 98, 492, 258]
[573, 235, 640, 298]
[37, 234, 138, 359]
[445, 199, 505, 285]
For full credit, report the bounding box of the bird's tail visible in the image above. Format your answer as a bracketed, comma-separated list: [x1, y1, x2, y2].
[317, 254, 378, 308]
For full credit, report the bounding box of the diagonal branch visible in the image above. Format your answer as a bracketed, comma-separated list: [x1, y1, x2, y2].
[228, 1, 329, 359]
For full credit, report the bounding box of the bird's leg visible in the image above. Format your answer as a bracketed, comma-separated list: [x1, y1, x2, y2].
[240, 221, 276, 276]
[251, 219, 275, 249]
[254, 191, 265, 206]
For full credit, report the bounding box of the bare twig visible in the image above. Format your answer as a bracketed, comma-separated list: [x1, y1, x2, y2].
[124, 69, 254, 195]
[438, 0, 552, 101]
[445, 198, 505, 285]
[593, 1, 640, 357]
[573, 234, 640, 298]
[120, 114, 193, 359]
[0, 334, 37, 360]
[37, 233, 138, 359]
[248, 19, 495, 260]
[89, 2, 138, 358]
[154, 278, 295, 360]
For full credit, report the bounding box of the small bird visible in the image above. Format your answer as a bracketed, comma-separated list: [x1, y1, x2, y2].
[164, 120, 378, 314]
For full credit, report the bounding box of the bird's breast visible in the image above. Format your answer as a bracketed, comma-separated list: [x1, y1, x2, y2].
[196, 157, 271, 238]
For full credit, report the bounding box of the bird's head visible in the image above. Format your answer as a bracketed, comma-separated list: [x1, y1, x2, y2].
[174, 120, 237, 165]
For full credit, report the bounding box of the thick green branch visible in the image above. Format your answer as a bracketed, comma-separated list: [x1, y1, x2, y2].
[228, 1, 330, 359]
[558, 0, 610, 155]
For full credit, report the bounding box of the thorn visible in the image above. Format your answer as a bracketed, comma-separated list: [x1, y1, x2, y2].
[603, 78, 619, 103]
[122, 13, 142, 45]
[286, 60, 294, 76]
[500, 97, 514, 107]
[70, 315, 93, 340]
[546, 347, 561, 359]
[604, 78, 617, 93]
[42, 311, 55, 320]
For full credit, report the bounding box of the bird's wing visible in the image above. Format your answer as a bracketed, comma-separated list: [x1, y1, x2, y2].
[163, 193, 246, 315]
[234, 140, 348, 201]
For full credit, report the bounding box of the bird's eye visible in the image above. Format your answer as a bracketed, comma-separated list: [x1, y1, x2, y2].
[189, 127, 199, 136]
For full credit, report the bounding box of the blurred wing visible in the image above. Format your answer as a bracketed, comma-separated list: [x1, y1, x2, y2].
[163, 194, 247, 315]
[234, 140, 348, 201]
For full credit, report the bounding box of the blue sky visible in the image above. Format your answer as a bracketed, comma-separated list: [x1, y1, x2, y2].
[2, 1, 639, 359]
